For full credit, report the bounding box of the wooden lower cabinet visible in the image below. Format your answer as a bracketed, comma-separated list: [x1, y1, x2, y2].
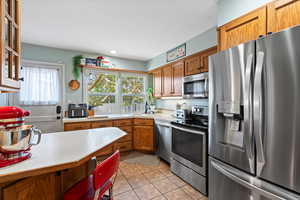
[64, 122, 91, 131]
[115, 141, 132, 152]
[96, 143, 115, 156]
[1, 162, 91, 200]
[2, 174, 56, 200]
[133, 126, 154, 152]
[90, 120, 113, 128]
[63, 118, 154, 155]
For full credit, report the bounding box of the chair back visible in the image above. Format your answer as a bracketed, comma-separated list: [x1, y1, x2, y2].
[93, 150, 120, 191]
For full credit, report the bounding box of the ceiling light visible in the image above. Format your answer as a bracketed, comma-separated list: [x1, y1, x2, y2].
[110, 50, 117, 54]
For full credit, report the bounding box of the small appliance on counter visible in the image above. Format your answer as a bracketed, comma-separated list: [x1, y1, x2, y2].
[171, 105, 208, 195]
[0, 106, 42, 168]
[68, 104, 88, 118]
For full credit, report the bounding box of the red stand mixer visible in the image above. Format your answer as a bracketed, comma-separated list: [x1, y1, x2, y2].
[0, 106, 42, 168]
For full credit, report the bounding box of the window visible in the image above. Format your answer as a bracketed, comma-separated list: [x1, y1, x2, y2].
[84, 69, 146, 113]
[87, 73, 117, 107]
[121, 75, 145, 106]
[19, 65, 60, 105]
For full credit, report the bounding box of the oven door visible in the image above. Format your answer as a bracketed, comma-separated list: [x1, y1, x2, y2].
[183, 74, 208, 99]
[171, 125, 206, 176]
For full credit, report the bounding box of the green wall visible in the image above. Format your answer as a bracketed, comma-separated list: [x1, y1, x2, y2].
[217, 0, 272, 26]
[146, 27, 217, 70]
[21, 43, 147, 105]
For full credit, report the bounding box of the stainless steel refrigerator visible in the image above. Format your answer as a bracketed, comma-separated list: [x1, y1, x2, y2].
[208, 25, 300, 200]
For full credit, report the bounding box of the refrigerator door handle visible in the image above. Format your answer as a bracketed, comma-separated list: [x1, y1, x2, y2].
[211, 159, 286, 200]
[204, 77, 209, 97]
[244, 53, 254, 172]
[254, 51, 266, 175]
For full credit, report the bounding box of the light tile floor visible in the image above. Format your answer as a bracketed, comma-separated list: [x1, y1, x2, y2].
[113, 152, 208, 200]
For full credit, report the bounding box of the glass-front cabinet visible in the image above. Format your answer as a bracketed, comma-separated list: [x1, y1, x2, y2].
[1, 0, 21, 91]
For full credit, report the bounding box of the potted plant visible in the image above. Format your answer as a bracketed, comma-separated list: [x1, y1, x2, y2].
[146, 88, 156, 112]
[69, 55, 83, 90]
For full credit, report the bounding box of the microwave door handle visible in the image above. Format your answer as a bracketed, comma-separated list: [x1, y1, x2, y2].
[244, 53, 255, 172]
[253, 51, 265, 175]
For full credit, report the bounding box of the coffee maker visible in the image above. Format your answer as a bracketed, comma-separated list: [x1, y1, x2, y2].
[0, 106, 42, 167]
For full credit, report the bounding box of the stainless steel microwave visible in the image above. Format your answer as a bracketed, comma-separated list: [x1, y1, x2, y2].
[183, 73, 208, 99]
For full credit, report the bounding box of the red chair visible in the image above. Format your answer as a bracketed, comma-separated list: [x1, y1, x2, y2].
[64, 150, 120, 200]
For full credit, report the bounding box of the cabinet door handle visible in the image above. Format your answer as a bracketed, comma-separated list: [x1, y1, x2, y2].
[18, 77, 24, 81]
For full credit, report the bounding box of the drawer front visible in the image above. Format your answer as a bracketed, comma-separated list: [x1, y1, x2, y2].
[96, 143, 114, 157]
[119, 126, 132, 133]
[115, 141, 132, 152]
[113, 119, 132, 127]
[134, 118, 153, 126]
[118, 131, 132, 142]
[64, 122, 91, 131]
[91, 121, 113, 128]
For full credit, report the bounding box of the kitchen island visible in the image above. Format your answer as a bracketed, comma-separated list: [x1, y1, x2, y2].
[0, 128, 126, 200]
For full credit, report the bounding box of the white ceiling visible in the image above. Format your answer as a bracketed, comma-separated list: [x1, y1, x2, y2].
[22, 0, 217, 61]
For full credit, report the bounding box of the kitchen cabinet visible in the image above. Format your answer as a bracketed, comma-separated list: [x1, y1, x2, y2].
[184, 53, 201, 76]
[267, 0, 300, 33]
[113, 119, 132, 127]
[134, 118, 154, 126]
[0, 0, 21, 91]
[64, 118, 154, 154]
[2, 173, 56, 200]
[152, 68, 162, 98]
[133, 126, 154, 152]
[200, 46, 218, 72]
[90, 120, 113, 128]
[162, 64, 173, 97]
[218, 6, 267, 51]
[151, 46, 216, 97]
[64, 122, 91, 131]
[172, 60, 184, 96]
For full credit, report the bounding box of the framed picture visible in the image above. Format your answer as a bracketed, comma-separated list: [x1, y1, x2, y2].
[167, 43, 186, 62]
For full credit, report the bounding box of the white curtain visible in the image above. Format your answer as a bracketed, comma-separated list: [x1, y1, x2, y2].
[20, 66, 60, 105]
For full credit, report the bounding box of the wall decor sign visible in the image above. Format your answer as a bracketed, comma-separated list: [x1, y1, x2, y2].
[167, 43, 186, 62]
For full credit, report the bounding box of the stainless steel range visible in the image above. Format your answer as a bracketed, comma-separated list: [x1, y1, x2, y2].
[171, 105, 208, 195]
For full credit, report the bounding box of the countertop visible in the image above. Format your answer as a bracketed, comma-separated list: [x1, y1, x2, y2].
[0, 128, 126, 183]
[63, 112, 176, 124]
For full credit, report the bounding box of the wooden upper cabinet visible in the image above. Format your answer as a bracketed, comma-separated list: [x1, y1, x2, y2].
[152, 69, 162, 98]
[200, 46, 218, 73]
[1, 0, 21, 90]
[162, 64, 172, 96]
[172, 60, 184, 96]
[267, 0, 300, 33]
[184, 53, 201, 76]
[218, 6, 267, 51]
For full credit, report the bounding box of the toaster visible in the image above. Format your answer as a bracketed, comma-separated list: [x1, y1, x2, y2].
[68, 104, 88, 118]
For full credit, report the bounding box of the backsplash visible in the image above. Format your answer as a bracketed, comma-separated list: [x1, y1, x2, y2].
[0, 94, 9, 106]
[155, 98, 208, 110]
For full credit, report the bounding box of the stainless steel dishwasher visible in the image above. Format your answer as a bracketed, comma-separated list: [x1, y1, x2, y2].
[155, 119, 172, 163]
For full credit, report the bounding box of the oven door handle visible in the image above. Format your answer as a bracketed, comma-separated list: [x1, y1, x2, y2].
[172, 125, 205, 135]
